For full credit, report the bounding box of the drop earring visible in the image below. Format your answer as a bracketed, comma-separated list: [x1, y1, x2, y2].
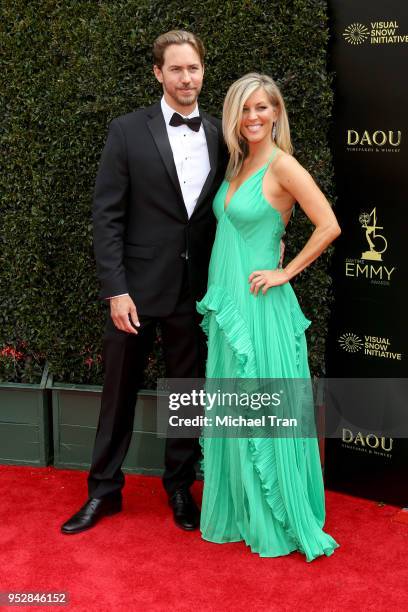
[272, 122, 277, 141]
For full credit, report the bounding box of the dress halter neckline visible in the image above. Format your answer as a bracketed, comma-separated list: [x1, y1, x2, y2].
[224, 146, 279, 211]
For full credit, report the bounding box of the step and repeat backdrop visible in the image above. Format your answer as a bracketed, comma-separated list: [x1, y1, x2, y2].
[325, 1, 408, 505]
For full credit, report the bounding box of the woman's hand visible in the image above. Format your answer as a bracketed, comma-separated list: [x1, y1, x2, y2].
[249, 268, 290, 295]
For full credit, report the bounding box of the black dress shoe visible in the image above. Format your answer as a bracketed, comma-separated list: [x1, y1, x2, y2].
[169, 489, 200, 531]
[61, 495, 122, 535]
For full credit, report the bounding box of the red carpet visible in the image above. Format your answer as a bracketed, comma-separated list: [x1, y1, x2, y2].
[0, 465, 407, 611]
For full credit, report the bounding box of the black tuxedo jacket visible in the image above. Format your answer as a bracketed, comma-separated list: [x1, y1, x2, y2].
[93, 101, 228, 316]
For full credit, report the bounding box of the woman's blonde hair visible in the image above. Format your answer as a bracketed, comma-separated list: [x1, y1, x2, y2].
[223, 73, 293, 180]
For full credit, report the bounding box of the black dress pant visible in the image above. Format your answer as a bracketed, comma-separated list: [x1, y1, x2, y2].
[87, 269, 205, 499]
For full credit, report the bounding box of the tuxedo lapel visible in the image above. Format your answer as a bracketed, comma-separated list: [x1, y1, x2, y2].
[147, 104, 187, 219]
[192, 115, 219, 215]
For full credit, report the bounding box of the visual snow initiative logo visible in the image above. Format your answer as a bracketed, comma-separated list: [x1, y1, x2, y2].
[343, 23, 370, 45]
[338, 333, 364, 353]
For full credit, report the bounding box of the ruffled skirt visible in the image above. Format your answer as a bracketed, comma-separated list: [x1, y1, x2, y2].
[197, 284, 339, 562]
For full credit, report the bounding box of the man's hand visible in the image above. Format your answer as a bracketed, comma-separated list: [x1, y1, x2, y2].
[110, 295, 140, 334]
[279, 239, 285, 268]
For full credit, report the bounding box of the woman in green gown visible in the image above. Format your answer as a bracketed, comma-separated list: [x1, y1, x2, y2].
[197, 73, 341, 561]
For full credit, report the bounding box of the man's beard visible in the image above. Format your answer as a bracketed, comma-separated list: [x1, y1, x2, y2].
[175, 88, 200, 106]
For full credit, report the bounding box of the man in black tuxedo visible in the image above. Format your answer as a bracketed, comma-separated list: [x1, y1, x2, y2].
[61, 30, 227, 534]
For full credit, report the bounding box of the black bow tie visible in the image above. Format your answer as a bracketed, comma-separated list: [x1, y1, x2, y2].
[169, 112, 202, 132]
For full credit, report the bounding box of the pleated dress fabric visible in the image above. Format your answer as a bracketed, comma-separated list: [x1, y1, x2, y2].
[196, 148, 339, 561]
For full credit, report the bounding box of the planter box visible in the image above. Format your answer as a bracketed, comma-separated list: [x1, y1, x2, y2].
[49, 378, 165, 476]
[0, 366, 52, 466]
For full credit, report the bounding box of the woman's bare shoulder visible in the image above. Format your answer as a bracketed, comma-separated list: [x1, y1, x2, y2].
[274, 150, 302, 173]
[272, 150, 310, 187]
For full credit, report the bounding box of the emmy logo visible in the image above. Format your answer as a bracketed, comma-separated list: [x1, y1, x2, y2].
[359, 208, 388, 261]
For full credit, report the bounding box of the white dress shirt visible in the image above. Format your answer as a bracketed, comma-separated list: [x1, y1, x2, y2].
[108, 97, 210, 299]
[160, 96, 211, 219]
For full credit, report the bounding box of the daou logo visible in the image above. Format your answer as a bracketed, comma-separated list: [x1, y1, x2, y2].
[347, 129, 401, 147]
[342, 428, 393, 452]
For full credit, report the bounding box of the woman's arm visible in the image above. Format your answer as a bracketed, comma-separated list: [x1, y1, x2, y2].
[249, 154, 341, 295]
[279, 154, 341, 280]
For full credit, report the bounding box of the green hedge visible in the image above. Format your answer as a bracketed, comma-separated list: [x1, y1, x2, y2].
[0, 0, 334, 384]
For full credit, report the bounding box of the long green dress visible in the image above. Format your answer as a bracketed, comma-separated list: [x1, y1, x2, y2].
[196, 148, 339, 561]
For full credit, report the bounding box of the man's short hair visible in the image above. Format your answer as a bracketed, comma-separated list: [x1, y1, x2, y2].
[153, 30, 205, 68]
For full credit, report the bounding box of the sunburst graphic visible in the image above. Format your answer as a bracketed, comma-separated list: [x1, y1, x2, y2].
[338, 333, 364, 353]
[343, 23, 369, 45]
